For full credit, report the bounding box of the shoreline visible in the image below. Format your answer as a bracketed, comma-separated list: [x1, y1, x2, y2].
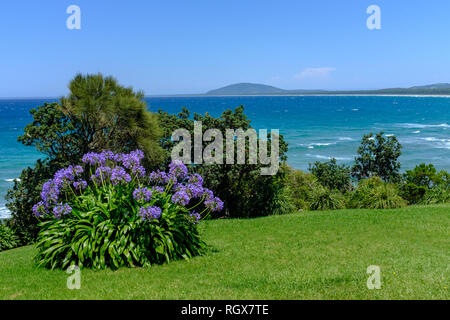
[146, 94, 450, 98]
[2, 94, 450, 100]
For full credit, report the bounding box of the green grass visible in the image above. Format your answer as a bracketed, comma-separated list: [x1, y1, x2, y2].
[0, 204, 449, 300]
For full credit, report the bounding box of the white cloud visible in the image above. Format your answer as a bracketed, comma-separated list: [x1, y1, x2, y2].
[294, 67, 336, 80]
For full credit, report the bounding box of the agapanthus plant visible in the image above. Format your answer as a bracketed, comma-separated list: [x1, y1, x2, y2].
[33, 150, 223, 270]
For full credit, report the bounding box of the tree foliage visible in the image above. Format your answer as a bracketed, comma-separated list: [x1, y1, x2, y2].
[158, 106, 290, 218]
[351, 132, 402, 182]
[309, 158, 351, 193]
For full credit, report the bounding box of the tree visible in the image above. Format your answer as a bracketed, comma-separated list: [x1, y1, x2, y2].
[351, 132, 402, 182]
[309, 158, 351, 193]
[404, 163, 450, 188]
[7, 73, 164, 243]
[158, 106, 290, 218]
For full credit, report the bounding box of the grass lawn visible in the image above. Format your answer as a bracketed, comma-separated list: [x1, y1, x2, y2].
[0, 204, 449, 300]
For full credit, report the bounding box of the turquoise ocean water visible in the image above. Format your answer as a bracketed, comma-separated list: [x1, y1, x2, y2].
[1, 96, 449, 218]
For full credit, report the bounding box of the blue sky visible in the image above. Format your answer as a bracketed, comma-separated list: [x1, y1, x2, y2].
[1, 0, 450, 97]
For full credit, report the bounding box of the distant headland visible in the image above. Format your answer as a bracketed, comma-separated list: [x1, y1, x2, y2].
[204, 82, 450, 96]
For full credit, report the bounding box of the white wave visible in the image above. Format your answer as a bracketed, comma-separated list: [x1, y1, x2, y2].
[297, 142, 336, 147]
[0, 206, 11, 219]
[396, 123, 450, 129]
[412, 130, 421, 134]
[352, 108, 359, 111]
[338, 137, 354, 141]
[385, 134, 395, 137]
[422, 137, 450, 142]
[306, 154, 353, 161]
[420, 137, 450, 149]
[4, 178, 20, 182]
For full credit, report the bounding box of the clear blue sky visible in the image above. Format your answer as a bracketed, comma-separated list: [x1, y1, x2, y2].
[1, 0, 449, 97]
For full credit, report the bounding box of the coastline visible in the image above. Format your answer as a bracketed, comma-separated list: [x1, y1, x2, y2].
[146, 94, 450, 98]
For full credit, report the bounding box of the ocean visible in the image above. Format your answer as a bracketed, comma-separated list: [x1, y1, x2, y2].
[1, 96, 449, 218]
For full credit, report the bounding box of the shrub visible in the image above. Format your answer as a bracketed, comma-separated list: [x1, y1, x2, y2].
[308, 185, 346, 211]
[349, 176, 406, 209]
[309, 158, 351, 193]
[33, 150, 223, 270]
[158, 106, 291, 218]
[404, 163, 440, 188]
[422, 186, 450, 204]
[402, 164, 450, 204]
[400, 183, 427, 204]
[0, 224, 19, 252]
[284, 167, 319, 210]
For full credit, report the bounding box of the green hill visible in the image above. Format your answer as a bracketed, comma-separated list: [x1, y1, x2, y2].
[206, 83, 287, 95]
[205, 83, 450, 95]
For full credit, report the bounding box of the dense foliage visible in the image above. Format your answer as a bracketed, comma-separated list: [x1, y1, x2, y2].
[33, 150, 222, 270]
[7, 74, 164, 243]
[158, 106, 290, 218]
[349, 177, 406, 209]
[309, 158, 351, 193]
[351, 132, 402, 182]
[0, 224, 19, 252]
[308, 185, 346, 211]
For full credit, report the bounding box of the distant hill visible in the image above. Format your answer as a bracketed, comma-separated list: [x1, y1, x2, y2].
[409, 83, 450, 89]
[205, 83, 450, 95]
[206, 83, 287, 95]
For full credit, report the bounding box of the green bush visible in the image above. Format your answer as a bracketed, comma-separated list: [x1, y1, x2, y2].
[309, 158, 351, 193]
[401, 164, 450, 204]
[284, 167, 318, 210]
[0, 224, 19, 252]
[349, 177, 407, 209]
[400, 183, 427, 204]
[34, 150, 222, 270]
[422, 186, 450, 204]
[308, 185, 346, 211]
[158, 106, 291, 218]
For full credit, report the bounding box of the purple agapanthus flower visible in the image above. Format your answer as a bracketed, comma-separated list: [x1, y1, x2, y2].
[185, 183, 204, 198]
[172, 188, 190, 206]
[133, 187, 152, 202]
[122, 150, 145, 176]
[149, 170, 169, 185]
[189, 211, 201, 224]
[41, 179, 60, 205]
[168, 160, 188, 180]
[73, 180, 87, 191]
[82, 152, 107, 166]
[201, 188, 214, 201]
[187, 173, 203, 186]
[52, 203, 72, 219]
[32, 201, 47, 217]
[110, 166, 131, 185]
[138, 205, 162, 221]
[95, 166, 112, 178]
[204, 197, 224, 212]
[151, 186, 165, 194]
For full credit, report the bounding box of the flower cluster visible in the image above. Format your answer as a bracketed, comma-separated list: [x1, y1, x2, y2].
[133, 187, 152, 202]
[168, 160, 188, 180]
[36, 164, 85, 218]
[149, 170, 168, 185]
[33, 150, 224, 225]
[138, 206, 162, 221]
[122, 150, 146, 177]
[188, 211, 201, 224]
[52, 203, 72, 219]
